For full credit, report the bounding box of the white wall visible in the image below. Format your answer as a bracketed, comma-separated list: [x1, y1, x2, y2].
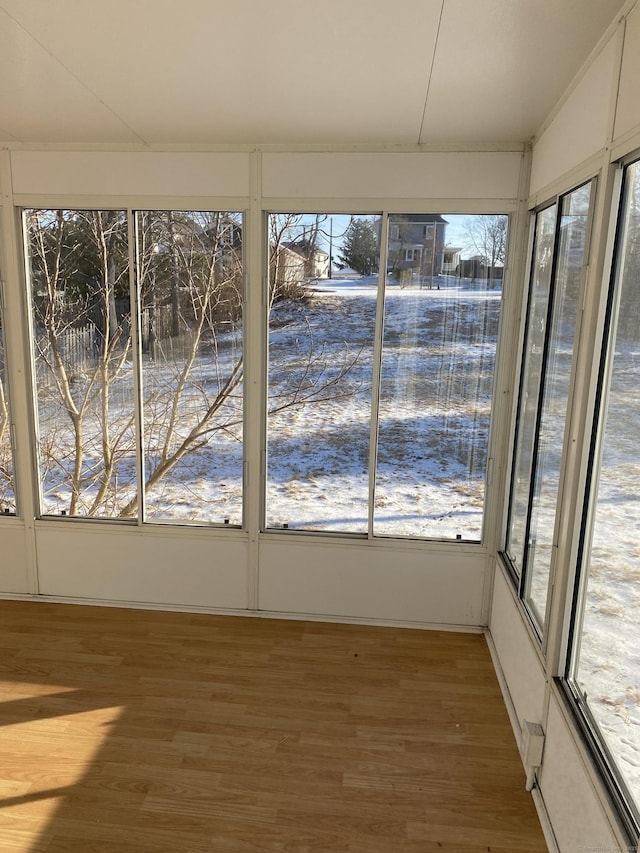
[489, 6, 640, 850]
[261, 152, 522, 202]
[0, 146, 521, 628]
[614, 2, 640, 147]
[8, 148, 523, 205]
[0, 521, 30, 593]
[9, 151, 251, 197]
[490, 563, 624, 853]
[529, 31, 619, 199]
[530, 2, 640, 202]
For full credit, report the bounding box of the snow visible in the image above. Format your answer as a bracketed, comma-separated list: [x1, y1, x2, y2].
[575, 344, 640, 809]
[267, 276, 499, 539]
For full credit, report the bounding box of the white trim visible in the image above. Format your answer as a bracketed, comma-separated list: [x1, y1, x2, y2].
[2, 141, 527, 154]
[368, 213, 387, 538]
[263, 197, 519, 214]
[528, 150, 604, 210]
[486, 625, 559, 852]
[531, 787, 561, 853]
[12, 194, 251, 211]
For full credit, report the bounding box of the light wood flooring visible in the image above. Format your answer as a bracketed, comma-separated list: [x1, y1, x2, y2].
[0, 600, 548, 852]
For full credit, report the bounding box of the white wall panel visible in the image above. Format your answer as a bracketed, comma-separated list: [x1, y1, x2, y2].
[0, 522, 30, 593]
[259, 538, 486, 626]
[530, 34, 617, 197]
[10, 151, 251, 198]
[489, 567, 546, 728]
[262, 152, 522, 201]
[614, 3, 640, 143]
[35, 524, 248, 609]
[541, 695, 621, 853]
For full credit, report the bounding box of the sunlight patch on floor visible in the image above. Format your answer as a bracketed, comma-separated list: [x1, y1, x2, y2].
[0, 689, 124, 853]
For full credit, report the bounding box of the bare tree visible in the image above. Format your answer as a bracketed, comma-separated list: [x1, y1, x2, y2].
[118, 210, 244, 518]
[0, 355, 14, 510]
[463, 215, 507, 288]
[26, 209, 363, 520]
[27, 209, 133, 517]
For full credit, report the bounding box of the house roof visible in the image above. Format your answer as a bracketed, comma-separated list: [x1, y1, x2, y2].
[391, 214, 449, 224]
[282, 242, 330, 259]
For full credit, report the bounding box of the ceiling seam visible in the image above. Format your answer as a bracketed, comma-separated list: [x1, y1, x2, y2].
[417, 0, 445, 145]
[0, 4, 148, 145]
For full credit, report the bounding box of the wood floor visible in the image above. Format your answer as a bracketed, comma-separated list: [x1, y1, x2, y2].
[0, 600, 548, 853]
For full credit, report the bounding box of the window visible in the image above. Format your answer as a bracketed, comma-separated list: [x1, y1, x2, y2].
[266, 214, 377, 532]
[506, 204, 557, 575]
[136, 211, 244, 525]
[376, 213, 506, 540]
[0, 279, 16, 515]
[404, 247, 418, 262]
[24, 208, 244, 525]
[266, 211, 506, 541]
[26, 209, 135, 518]
[566, 160, 640, 830]
[505, 182, 593, 629]
[23, 206, 506, 539]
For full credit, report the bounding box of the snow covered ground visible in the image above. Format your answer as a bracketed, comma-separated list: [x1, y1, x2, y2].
[576, 344, 640, 810]
[267, 275, 498, 539]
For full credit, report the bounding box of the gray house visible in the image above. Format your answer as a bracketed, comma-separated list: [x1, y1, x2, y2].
[387, 214, 448, 285]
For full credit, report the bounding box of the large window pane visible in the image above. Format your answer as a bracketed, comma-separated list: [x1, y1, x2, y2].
[524, 184, 592, 624]
[0, 284, 16, 514]
[506, 204, 557, 571]
[136, 211, 243, 525]
[571, 161, 640, 820]
[266, 214, 378, 532]
[25, 209, 136, 518]
[375, 214, 506, 540]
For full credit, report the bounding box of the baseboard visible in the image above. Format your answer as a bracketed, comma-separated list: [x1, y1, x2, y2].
[0, 592, 484, 633]
[485, 627, 559, 853]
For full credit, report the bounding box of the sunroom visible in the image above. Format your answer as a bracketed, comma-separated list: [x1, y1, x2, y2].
[1, 1, 639, 851]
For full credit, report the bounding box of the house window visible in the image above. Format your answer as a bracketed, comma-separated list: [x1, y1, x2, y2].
[404, 248, 418, 262]
[24, 208, 244, 525]
[0, 278, 16, 515]
[505, 180, 594, 630]
[565, 159, 640, 831]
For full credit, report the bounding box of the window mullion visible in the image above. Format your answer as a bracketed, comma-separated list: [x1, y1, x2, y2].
[368, 212, 388, 538]
[128, 209, 145, 527]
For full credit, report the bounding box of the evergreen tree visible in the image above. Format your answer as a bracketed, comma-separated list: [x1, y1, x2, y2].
[338, 218, 379, 275]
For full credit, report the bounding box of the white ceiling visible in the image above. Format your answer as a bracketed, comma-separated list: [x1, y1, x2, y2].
[0, 0, 627, 147]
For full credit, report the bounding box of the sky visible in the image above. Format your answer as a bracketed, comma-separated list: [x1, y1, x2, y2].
[289, 213, 476, 266]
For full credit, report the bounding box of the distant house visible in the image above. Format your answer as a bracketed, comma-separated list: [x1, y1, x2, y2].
[387, 214, 448, 284]
[283, 241, 330, 279]
[442, 247, 462, 275]
[271, 244, 306, 292]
